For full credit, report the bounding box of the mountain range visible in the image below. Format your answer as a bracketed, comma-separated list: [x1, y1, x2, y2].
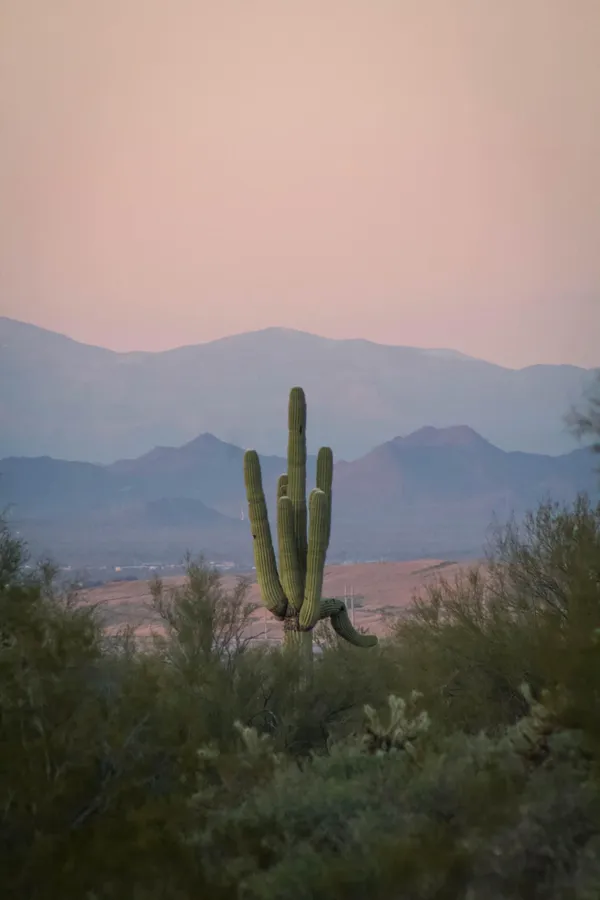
[1, 316, 597, 462]
[1, 426, 597, 568]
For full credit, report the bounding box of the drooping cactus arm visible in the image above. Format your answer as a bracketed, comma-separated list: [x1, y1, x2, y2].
[287, 387, 308, 575]
[318, 597, 378, 648]
[318, 598, 346, 618]
[299, 489, 328, 630]
[243, 450, 287, 619]
[330, 609, 377, 648]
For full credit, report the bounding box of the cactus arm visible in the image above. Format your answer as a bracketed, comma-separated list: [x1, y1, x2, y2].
[277, 496, 304, 610]
[318, 597, 345, 618]
[243, 449, 287, 619]
[287, 387, 308, 576]
[318, 597, 378, 648]
[330, 609, 378, 647]
[299, 489, 328, 630]
[277, 473, 288, 500]
[316, 446, 333, 548]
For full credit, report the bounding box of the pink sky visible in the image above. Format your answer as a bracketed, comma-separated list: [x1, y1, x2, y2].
[1, 0, 599, 367]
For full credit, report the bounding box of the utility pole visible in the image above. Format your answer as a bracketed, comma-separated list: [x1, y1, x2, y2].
[344, 584, 355, 626]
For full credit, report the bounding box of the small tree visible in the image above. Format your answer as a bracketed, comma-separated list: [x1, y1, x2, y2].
[150, 556, 258, 673]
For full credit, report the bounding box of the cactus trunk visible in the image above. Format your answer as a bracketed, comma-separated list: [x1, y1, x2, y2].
[283, 614, 314, 659]
[243, 387, 377, 658]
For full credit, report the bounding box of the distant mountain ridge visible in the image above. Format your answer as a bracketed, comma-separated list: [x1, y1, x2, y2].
[390, 425, 492, 448]
[1, 316, 597, 462]
[1, 425, 597, 567]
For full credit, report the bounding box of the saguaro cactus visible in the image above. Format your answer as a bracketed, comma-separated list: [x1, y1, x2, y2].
[243, 387, 377, 654]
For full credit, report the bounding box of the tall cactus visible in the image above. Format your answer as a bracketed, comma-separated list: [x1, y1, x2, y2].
[243, 387, 377, 655]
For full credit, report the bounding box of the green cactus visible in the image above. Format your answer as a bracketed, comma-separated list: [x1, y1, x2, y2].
[243, 387, 377, 655]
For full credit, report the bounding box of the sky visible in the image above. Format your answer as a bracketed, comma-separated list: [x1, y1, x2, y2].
[1, 0, 599, 368]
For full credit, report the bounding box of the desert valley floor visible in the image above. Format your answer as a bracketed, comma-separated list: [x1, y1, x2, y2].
[85, 558, 478, 643]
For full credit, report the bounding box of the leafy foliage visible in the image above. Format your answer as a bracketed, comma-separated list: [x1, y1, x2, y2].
[2, 496, 600, 898]
[390, 496, 600, 738]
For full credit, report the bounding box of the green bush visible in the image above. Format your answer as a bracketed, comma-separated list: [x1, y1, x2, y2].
[189, 708, 600, 899]
[1, 495, 600, 898]
[389, 496, 600, 738]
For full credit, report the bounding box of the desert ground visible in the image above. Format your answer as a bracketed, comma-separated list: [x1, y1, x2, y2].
[84, 558, 479, 644]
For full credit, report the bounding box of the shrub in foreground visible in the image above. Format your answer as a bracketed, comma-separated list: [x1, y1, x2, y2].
[1, 496, 600, 898]
[390, 496, 600, 739]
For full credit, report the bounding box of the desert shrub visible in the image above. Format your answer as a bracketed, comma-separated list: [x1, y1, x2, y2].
[230, 635, 404, 756]
[0, 537, 192, 896]
[146, 562, 402, 760]
[0, 538, 240, 896]
[0, 533, 402, 897]
[2, 493, 600, 899]
[186, 690, 600, 900]
[389, 495, 600, 737]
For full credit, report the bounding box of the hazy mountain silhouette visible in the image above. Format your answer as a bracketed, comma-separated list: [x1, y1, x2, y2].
[2, 316, 596, 462]
[107, 432, 313, 518]
[1, 426, 597, 566]
[331, 426, 597, 559]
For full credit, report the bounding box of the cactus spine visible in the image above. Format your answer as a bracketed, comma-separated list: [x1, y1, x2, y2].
[243, 387, 377, 655]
